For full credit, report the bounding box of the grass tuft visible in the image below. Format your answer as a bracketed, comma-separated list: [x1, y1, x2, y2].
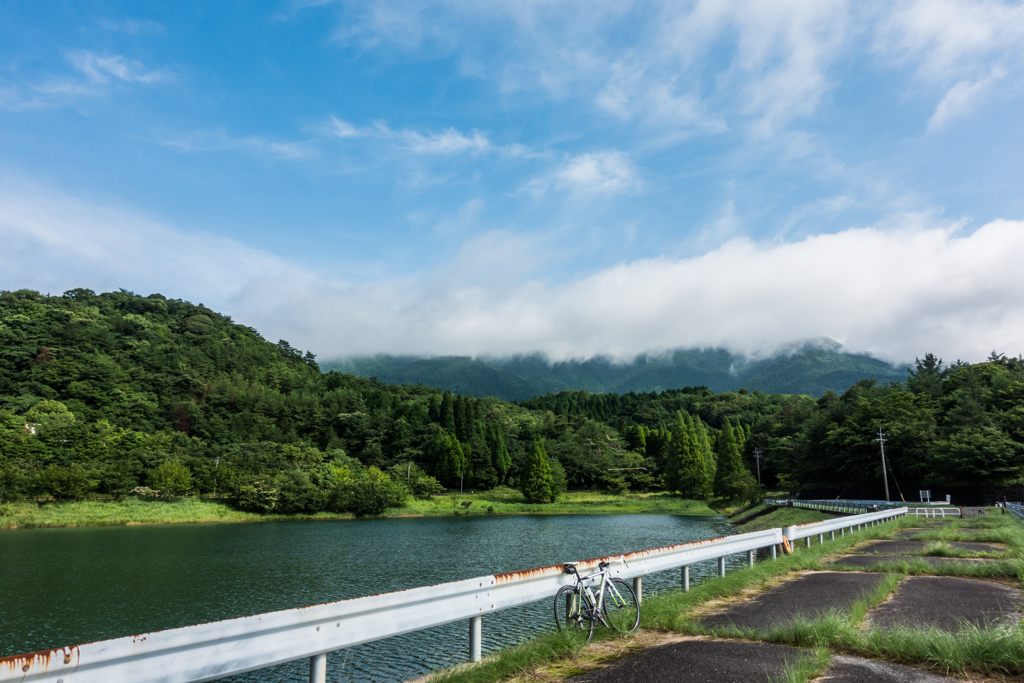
[766, 647, 831, 683]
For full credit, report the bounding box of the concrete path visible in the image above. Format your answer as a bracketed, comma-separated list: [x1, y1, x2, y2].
[867, 576, 1024, 631]
[567, 640, 804, 683]
[828, 554, 998, 569]
[820, 655, 959, 682]
[565, 640, 960, 683]
[854, 540, 1005, 555]
[700, 572, 887, 632]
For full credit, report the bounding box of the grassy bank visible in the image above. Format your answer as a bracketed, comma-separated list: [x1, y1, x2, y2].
[0, 491, 716, 530]
[381, 491, 717, 519]
[736, 505, 834, 532]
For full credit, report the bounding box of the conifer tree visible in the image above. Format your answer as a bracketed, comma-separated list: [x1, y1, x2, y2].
[454, 394, 469, 441]
[440, 391, 455, 433]
[436, 433, 467, 486]
[521, 439, 554, 503]
[713, 417, 757, 501]
[665, 411, 714, 499]
[489, 424, 512, 483]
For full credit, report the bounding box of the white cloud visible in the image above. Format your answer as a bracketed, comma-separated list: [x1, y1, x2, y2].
[3, 182, 1022, 366]
[525, 151, 641, 196]
[391, 125, 492, 154]
[98, 19, 166, 36]
[160, 129, 315, 160]
[928, 67, 1005, 130]
[67, 50, 171, 84]
[878, 0, 1024, 128]
[325, 116, 360, 138]
[0, 51, 172, 111]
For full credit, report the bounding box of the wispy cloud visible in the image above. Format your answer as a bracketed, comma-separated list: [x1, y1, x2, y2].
[877, 0, 1024, 129]
[160, 129, 316, 160]
[97, 19, 166, 36]
[525, 150, 641, 196]
[0, 50, 173, 111]
[67, 50, 171, 84]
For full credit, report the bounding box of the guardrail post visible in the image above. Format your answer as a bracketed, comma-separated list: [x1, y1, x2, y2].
[830, 531, 835, 541]
[747, 550, 754, 567]
[310, 653, 327, 683]
[469, 616, 482, 663]
[818, 533, 823, 544]
[771, 544, 777, 559]
[633, 577, 642, 604]
[805, 537, 810, 548]
[682, 565, 690, 591]
[718, 557, 726, 577]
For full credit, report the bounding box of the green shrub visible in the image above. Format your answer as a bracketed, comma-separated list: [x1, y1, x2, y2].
[35, 464, 95, 500]
[147, 461, 194, 497]
[273, 470, 328, 513]
[329, 466, 408, 516]
[235, 480, 279, 513]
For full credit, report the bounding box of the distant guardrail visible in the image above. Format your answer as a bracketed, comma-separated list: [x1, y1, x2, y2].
[1006, 502, 1024, 523]
[0, 510, 902, 683]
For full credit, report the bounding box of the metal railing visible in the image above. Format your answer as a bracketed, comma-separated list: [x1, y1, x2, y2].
[1006, 502, 1024, 522]
[906, 507, 961, 518]
[783, 507, 907, 547]
[0, 510, 900, 683]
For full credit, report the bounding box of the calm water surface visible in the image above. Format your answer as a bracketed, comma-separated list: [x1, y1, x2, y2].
[0, 514, 740, 682]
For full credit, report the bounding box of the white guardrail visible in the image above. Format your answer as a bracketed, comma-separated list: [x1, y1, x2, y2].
[1005, 502, 1024, 522]
[1, 511, 901, 683]
[783, 507, 908, 548]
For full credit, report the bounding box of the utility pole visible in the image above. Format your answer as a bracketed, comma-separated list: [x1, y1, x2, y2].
[753, 448, 763, 487]
[875, 427, 890, 502]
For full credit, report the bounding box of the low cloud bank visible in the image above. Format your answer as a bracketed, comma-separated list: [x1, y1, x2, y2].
[2, 182, 1022, 365]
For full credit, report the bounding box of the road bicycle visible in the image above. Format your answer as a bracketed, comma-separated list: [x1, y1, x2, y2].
[553, 558, 640, 641]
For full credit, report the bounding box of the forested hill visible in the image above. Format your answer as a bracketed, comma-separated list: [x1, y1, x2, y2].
[2, 288, 1022, 511]
[0, 289, 652, 504]
[322, 344, 906, 401]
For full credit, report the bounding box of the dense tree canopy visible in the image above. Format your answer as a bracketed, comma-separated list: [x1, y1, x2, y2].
[0, 289, 642, 509]
[3, 289, 1022, 511]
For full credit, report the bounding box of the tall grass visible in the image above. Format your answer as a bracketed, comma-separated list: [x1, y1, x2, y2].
[767, 647, 831, 683]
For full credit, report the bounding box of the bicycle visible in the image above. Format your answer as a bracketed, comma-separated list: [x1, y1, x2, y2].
[553, 558, 640, 641]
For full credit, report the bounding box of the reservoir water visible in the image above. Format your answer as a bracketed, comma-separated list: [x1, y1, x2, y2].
[1, 514, 740, 682]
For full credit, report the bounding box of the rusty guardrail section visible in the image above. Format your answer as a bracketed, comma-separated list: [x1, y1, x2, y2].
[4, 514, 909, 683]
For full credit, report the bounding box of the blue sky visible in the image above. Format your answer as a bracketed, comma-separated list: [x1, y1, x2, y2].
[2, 0, 1023, 363]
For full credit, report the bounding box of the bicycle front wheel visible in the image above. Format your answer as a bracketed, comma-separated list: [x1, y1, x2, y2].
[554, 586, 595, 641]
[600, 578, 640, 633]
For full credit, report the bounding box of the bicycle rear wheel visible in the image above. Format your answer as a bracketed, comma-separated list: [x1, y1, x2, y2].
[600, 578, 640, 633]
[554, 586, 595, 641]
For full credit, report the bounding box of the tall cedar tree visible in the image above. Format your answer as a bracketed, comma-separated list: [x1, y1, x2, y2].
[436, 433, 467, 486]
[713, 417, 757, 501]
[488, 424, 512, 483]
[440, 391, 456, 433]
[454, 394, 469, 442]
[665, 411, 714, 499]
[521, 439, 555, 503]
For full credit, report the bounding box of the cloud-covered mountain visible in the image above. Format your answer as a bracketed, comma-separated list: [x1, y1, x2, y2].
[323, 340, 906, 401]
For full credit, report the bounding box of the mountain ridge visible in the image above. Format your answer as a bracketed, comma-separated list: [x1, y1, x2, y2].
[322, 342, 908, 400]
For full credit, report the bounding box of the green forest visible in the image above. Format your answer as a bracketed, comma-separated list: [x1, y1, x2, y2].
[2, 288, 1022, 517]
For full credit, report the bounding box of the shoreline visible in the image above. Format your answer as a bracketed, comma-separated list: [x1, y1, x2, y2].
[0, 492, 720, 530]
